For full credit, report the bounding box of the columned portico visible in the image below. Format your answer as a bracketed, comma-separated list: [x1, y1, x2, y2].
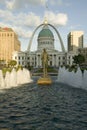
[12, 20, 77, 68]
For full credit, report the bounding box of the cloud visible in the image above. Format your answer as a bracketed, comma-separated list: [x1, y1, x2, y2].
[0, 9, 68, 39]
[1, 0, 71, 11]
[47, 0, 71, 7]
[6, 0, 14, 10]
[0, 9, 41, 27]
[13, 26, 33, 38]
[0, 21, 33, 39]
[0, 1, 5, 5]
[45, 11, 68, 26]
[6, 0, 46, 10]
[0, 9, 68, 27]
[0, 9, 14, 21]
[0, 9, 42, 38]
[49, 0, 63, 6]
[23, 13, 41, 27]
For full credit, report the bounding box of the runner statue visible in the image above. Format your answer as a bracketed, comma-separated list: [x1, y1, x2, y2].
[41, 48, 49, 77]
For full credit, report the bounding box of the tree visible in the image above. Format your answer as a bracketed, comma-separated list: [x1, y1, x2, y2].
[9, 60, 17, 67]
[0, 60, 6, 69]
[73, 54, 85, 65]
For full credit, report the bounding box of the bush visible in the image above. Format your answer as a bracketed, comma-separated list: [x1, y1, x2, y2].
[2, 67, 12, 77]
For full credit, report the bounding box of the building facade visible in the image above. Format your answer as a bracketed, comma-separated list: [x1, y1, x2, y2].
[12, 23, 77, 67]
[0, 27, 20, 63]
[68, 31, 84, 52]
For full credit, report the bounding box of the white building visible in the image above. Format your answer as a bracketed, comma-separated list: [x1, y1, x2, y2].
[12, 51, 27, 67]
[12, 22, 77, 67]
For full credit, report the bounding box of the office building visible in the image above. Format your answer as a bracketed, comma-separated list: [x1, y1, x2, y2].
[68, 31, 84, 52]
[0, 27, 20, 63]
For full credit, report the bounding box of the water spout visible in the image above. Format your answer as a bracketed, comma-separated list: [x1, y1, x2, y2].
[0, 68, 33, 90]
[57, 67, 87, 90]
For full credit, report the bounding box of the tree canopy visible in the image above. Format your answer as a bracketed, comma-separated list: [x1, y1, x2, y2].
[73, 54, 85, 65]
[8, 60, 17, 67]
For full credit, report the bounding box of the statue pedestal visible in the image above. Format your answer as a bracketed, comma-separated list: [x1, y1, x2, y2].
[37, 76, 52, 85]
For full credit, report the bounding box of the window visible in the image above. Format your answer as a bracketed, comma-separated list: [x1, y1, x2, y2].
[15, 56, 17, 59]
[18, 56, 20, 60]
[27, 57, 29, 60]
[22, 62, 24, 65]
[11, 34, 13, 36]
[63, 57, 65, 60]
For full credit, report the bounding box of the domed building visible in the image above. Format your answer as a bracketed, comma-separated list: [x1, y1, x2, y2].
[12, 21, 76, 68]
[37, 24, 54, 51]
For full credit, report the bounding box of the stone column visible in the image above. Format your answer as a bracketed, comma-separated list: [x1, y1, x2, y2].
[52, 54, 54, 66]
[36, 55, 38, 67]
[54, 55, 56, 66]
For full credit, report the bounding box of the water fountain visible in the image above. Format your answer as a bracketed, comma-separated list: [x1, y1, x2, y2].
[0, 68, 33, 90]
[5, 71, 12, 88]
[0, 70, 5, 89]
[17, 68, 25, 85]
[57, 67, 87, 90]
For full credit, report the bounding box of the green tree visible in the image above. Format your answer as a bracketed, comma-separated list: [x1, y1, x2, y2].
[73, 54, 85, 65]
[9, 60, 17, 67]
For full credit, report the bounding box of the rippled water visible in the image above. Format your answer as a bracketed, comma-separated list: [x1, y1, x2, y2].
[0, 77, 87, 130]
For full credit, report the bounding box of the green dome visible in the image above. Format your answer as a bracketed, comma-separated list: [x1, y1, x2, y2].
[38, 25, 54, 38]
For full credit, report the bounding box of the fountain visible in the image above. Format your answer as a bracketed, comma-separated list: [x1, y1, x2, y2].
[0, 68, 33, 90]
[17, 68, 24, 85]
[57, 67, 87, 90]
[0, 70, 5, 89]
[10, 68, 17, 87]
[5, 71, 12, 88]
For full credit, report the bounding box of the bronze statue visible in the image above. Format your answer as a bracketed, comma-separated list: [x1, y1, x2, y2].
[41, 48, 49, 77]
[37, 48, 52, 85]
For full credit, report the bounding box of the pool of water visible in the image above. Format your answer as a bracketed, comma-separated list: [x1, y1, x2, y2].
[0, 76, 87, 130]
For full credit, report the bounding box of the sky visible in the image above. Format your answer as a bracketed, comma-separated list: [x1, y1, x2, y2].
[0, 0, 87, 51]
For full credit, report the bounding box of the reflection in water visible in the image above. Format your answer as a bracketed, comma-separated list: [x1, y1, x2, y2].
[0, 77, 87, 130]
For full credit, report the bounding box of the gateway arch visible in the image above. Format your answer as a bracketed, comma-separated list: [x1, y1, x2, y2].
[27, 23, 65, 53]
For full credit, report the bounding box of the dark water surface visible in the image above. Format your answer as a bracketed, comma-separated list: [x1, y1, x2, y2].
[0, 77, 87, 130]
